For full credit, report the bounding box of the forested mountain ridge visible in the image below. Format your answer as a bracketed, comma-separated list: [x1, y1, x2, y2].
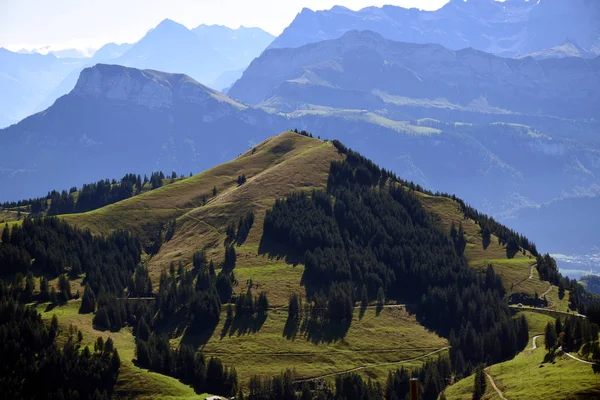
[2, 130, 596, 399]
[228, 31, 600, 277]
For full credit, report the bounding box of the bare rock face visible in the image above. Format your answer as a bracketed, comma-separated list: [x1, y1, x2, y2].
[73, 64, 174, 110]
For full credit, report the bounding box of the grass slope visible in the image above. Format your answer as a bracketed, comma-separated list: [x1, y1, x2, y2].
[176, 306, 447, 388]
[63, 131, 341, 288]
[38, 301, 206, 400]
[443, 311, 600, 400]
[20, 131, 566, 395]
[52, 131, 448, 389]
[418, 194, 549, 298]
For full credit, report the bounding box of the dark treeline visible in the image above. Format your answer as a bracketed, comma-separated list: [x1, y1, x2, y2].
[456, 201, 538, 257]
[544, 315, 600, 362]
[1, 218, 141, 297]
[227, 210, 255, 246]
[136, 333, 238, 397]
[130, 251, 239, 396]
[291, 129, 314, 138]
[1, 216, 241, 397]
[1, 170, 186, 217]
[328, 137, 538, 258]
[263, 142, 529, 378]
[244, 355, 452, 400]
[534, 254, 586, 312]
[0, 291, 120, 400]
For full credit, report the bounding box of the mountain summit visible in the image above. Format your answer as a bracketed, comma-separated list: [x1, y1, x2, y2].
[113, 20, 273, 88]
[0, 65, 277, 200]
[231, 30, 600, 119]
[269, 0, 600, 57]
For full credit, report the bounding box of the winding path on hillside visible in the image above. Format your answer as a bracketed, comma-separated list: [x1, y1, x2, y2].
[531, 335, 541, 350]
[292, 346, 450, 383]
[563, 350, 595, 365]
[485, 369, 508, 400]
[529, 264, 536, 280]
[540, 284, 553, 299]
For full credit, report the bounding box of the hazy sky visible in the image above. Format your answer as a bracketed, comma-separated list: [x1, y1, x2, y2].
[0, 0, 451, 52]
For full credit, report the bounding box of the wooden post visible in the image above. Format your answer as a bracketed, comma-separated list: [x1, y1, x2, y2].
[410, 378, 418, 400]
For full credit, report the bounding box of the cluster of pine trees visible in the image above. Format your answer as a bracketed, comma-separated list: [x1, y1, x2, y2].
[0, 210, 239, 398]
[0, 218, 141, 296]
[234, 284, 269, 317]
[227, 210, 255, 245]
[545, 315, 600, 360]
[455, 199, 538, 257]
[292, 129, 314, 138]
[263, 143, 530, 379]
[135, 333, 238, 397]
[0, 292, 120, 399]
[0, 170, 187, 218]
[242, 355, 452, 400]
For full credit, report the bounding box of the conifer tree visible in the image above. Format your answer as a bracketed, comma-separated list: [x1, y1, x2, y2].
[288, 294, 301, 319]
[1, 223, 9, 243]
[376, 287, 385, 314]
[79, 285, 97, 314]
[472, 365, 486, 400]
[545, 322, 557, 351]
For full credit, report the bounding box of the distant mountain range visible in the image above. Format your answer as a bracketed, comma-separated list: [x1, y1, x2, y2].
[2, 62, 599, 273]
[229, 31, 600, 270]
[269, 0, 600, 57]
[0, 49, 87, 129]
[230, 30, 600, 120]
[2, 2, 600, 275]
[112, 20, 273, 87]
[0, 21, 273, 129]
[0, 64, 284, 200]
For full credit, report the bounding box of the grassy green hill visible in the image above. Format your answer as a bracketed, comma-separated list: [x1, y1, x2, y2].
[418, 193, 552, 300]
[443, 311, 600, 400]
[3, 131, 575, 399]
[37, 301, 206, 400]
[56, 131, 451, 388]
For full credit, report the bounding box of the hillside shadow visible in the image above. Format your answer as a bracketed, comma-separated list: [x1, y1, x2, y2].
[482, 235, 491, 250]
[543, 351, 557, 363]
[359, 304, 367, 320]
[258, 234, 303, 265]
[301, 318, 351, 344]
[283, 315, 301, 340]
[180, 319, 219, 347]
[220, 313, 267, 338]
[506, 246, 519, 259]
[44, 302, 58, 312]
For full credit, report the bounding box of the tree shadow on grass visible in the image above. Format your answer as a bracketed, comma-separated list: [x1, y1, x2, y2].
[220, 313, 267, 338]
[301, 318, 351, 345]
[543, 351, 557, 364]
[482, 235, 491, 250]
[283, 316, 301, 340]
[180, 319, 219, 347]
[359, 304, 367, 320]
[258, 234, 303, 266]
[506, 246, 519, 259]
